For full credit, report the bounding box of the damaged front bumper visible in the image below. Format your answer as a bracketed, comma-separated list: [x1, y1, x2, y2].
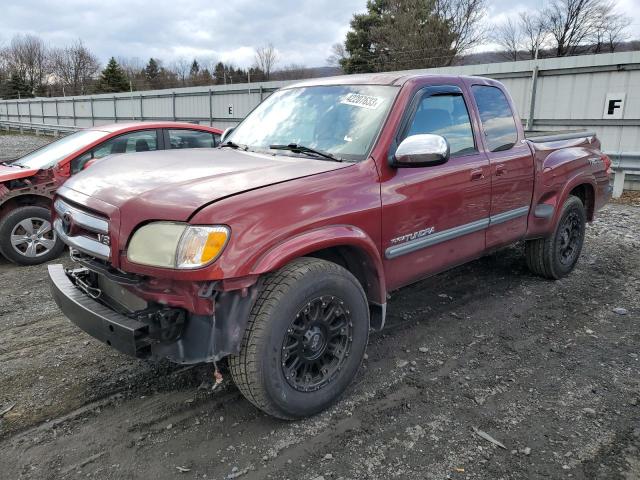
[47, 264, 258, 364]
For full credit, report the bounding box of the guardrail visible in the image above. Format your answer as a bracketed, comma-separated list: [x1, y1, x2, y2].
[0, 120, 80, 136]
[606, 152, 640, 198]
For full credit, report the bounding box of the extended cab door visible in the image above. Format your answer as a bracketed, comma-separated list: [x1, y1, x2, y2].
[380, 84, 491, 290]
[467, 81, 534, 249]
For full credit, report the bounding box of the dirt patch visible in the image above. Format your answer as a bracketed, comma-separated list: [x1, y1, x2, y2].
[0, 204, 638, 480]
[610, 190, 640, 207]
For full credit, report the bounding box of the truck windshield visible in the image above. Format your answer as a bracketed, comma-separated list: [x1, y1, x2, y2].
[11, 130, 108, 170]
[228, 85, 398, 162]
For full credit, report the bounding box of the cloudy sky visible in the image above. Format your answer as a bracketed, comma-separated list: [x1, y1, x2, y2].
[1, 0, 639, 69]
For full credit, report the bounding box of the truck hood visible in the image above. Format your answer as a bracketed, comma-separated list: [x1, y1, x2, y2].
[62, 148, 351, 220]
[0, 164, 40, 182]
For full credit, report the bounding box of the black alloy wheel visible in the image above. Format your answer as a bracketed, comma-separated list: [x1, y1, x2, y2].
[281, 295, 353, 393]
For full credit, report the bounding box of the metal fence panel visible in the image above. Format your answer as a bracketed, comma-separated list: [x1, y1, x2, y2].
[2, 52, 639, 162]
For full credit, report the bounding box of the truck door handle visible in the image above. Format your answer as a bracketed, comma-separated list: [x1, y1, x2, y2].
[495, 164, 507, 176]
[470, 169, 484, 180]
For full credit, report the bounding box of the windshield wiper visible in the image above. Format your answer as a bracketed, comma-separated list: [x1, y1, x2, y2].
[269, 143, 343, 162]
[220, 140, 244, 150]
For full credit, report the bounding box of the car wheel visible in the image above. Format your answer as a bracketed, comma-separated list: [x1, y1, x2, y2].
[525, 195, 586, 279]
[0, 206, 65, 266]
[229, 257, 369, 419]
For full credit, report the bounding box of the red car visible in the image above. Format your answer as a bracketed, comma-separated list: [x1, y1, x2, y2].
[0, 122, 222, 265]
[49, 75, 611, 418]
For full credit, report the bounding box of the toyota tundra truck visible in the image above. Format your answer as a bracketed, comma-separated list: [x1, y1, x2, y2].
[47, 73, 612, 419]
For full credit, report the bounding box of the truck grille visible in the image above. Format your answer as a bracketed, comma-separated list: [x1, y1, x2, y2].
[53, 198, 111, 260]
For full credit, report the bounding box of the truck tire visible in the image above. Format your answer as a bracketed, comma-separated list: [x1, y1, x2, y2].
[0, 206, 65, 266]
[229, 257, 369, 419]
[525, 195, 586, 279]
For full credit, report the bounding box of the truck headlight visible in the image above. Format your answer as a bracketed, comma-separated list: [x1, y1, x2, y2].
[127, 222, 230, 269]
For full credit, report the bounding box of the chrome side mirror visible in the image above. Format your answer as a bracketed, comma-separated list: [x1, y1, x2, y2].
[220, 127, 235, 144]
[392, 134, 450, 168]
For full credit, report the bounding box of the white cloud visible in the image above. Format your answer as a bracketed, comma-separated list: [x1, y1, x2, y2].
[0, 0, 368, 68]
[0, 0, 637, 70]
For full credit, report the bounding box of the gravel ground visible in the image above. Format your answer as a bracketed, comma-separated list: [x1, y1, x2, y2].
[0, 135, 638, 479]
[0, 131, 53, 160]
[0, 204, 637, 480]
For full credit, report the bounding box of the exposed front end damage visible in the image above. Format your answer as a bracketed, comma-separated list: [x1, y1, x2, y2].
[0, 169, 59, 212]
[47, 259, 260, 364]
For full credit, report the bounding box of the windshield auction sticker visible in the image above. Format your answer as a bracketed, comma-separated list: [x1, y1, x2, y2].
[340, 93, 384, 109]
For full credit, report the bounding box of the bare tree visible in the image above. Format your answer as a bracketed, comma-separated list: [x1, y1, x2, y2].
[254, 43, 278, 80]
[326, 43, 348, 67]
[170, 57, 191, 86]
[542, 0, 628, 56]
[493, 17, 522, 61]
[519, 11, 549, 58]
[272, 64, 314, 80]
[434, 0, 487, 59]
[592, 7, 630, 52]
[605, 14, 630, 52]
[50, 40, 100, 95]
[2, 34, 49, 94]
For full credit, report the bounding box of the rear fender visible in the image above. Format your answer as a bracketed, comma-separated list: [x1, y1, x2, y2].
[528, 172, 596, 239]
[551, 174, 596, 225]
[251, 225, 386, 306]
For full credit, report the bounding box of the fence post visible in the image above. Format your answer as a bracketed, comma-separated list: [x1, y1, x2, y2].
[72, 98, 76, 127]
[28, 100, 32, 125]
[54, 99, 59, 125]
[172, 92, 177, 121]
[526, 66, 539, 131]
[17, 100, 21, 124]
[40, 99, 44, 125]
[209, 89, 213, 126]
[90, 97, 95, 126]
[139, 95, 144, 121]
[113, 96, 117, 122]
[259, 86, 264, 102]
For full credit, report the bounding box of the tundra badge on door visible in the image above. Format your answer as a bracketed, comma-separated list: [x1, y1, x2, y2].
[390, 226, 436, 245]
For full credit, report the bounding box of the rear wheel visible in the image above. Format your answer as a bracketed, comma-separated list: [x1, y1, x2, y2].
[0, 206, 65, 266]
[525, 195, 586, 279]
[229, 257, 369, 419]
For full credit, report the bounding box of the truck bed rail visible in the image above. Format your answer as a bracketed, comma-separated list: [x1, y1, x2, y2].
[524, 130, 596, 143]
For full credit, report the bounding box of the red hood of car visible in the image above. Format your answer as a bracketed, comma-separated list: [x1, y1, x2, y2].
[0, 164, 40, 182]
[60, 148, 351, 222]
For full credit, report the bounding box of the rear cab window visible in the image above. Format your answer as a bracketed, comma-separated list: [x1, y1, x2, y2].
[403, 90, 477, 157]
[471, 85, 518, 152]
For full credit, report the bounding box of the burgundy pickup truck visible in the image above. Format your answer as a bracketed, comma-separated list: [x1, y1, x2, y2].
[48, 73, 612, 419]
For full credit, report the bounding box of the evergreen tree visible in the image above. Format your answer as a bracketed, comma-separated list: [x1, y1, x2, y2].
[341, 0, 385, 74]
[214, 62, 226, 85]
[189, 59, 200, 78]
[96, 58, 129, 93]
[144, 58, 161, 88]
[2, 73, 33, 99]
[340, 0, 482, 73]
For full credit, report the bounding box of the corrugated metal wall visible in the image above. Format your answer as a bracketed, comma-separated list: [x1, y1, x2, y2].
[1, 52, 639, 156]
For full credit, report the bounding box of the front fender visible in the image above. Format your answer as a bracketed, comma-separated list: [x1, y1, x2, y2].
[251, 225, 386, 304]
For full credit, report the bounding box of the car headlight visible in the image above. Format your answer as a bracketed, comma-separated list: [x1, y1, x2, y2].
[127, 222, 230, 269]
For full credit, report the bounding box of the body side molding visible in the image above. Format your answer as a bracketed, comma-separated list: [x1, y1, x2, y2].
[385, 206, 530, 259]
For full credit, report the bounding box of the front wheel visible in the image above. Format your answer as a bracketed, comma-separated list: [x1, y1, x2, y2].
[229, 257, 369, 419]
[525, 195, 586, 279]
[0, 206, 65, 266]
